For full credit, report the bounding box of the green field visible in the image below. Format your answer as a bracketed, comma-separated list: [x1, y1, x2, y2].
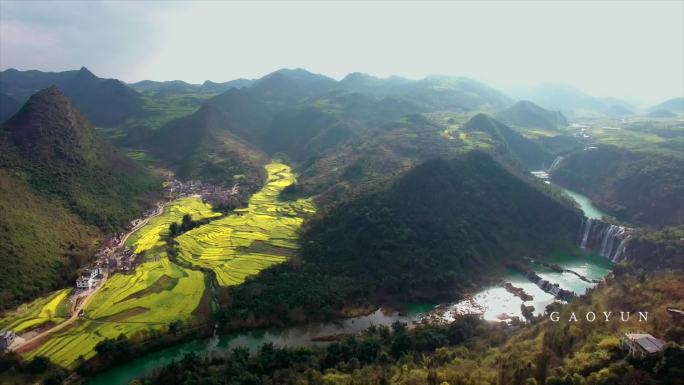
[175, 163, 315, 286]
[18, 163, 313, 368]
[24, 257, 205, 368]
[126, 196, 220, 256]
[0, 289, 72, 333]
[21, 197, 218, 367]
[125, 91, 218, 131]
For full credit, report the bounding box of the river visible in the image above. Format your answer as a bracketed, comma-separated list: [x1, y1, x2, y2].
[88, 177, 612, 385]
[86, 304, 433, 385]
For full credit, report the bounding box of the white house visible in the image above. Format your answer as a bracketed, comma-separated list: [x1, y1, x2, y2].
[0, 330, 15, 351]
[76, 276, 90, 290]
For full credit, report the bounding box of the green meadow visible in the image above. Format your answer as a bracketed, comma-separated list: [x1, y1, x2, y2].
[16, 163, 314, 368]
[126, 196, 220, 256]
[0, 289, 72, 333]
[24, 257, 205, 368]
[126, 91, 218, 131]
[175, 162, 315, 286]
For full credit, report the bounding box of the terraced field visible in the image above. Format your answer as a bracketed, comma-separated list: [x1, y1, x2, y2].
[126, 196, 219, 256]
[24, 257, 205, 367]
[175, 162, 315, 286]
[17, 163, 312, 368]
[0, 289, 72, 333]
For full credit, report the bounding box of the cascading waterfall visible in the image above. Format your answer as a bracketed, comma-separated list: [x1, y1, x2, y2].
[548, 156, 564, 172]
[577, 218, 632, 262]
[611, 235, 630, 262]
[579, 217, 592, 249]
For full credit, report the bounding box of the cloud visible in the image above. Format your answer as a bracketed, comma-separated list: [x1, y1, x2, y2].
[1, 0, 682, 103]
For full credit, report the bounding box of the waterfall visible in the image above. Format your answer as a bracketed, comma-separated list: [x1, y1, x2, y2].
[600, 225, 619, 257]
[611, 235, 630, 262]
[548, 156, 564, 172]
[580, 218, 592, 249]
[577, 218, 632, 261]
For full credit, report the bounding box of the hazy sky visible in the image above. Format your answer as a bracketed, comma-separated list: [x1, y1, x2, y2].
[1, 1, 682, 104]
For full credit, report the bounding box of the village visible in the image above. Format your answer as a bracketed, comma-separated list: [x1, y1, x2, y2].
[74, 178, 243, 293]
[1, 178, 242, 353]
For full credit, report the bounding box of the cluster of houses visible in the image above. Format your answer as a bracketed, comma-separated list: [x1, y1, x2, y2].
[75, 267, 103, 290]
[0, 331, 16, 352]
[165, 179, 241, 206]
[107, 246, 139, 274]
[73, 240, 140, 291]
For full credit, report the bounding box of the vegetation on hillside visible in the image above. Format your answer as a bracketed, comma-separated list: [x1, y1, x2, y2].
[219, 152, 580, 327]
[175, 163, 315, 286]
[136, 266, 684, 385]
[461, 113, 551, 169]
[551, 146, 684, 226]
[0, 67, 144, 127]
[497, 100, 568, 130]
[0, 87, 159, 308]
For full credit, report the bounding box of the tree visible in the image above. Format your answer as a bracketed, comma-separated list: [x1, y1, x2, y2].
[28, 356, 50, 373]
[169, 222, 180, 237]
[181, 214, 193, 231]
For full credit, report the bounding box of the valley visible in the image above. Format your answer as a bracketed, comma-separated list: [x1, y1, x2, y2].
[0, 66, 681, 385]
[0, 160, 316, 371]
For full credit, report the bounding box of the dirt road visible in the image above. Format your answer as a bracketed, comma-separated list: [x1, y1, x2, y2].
[11, 202, 167, 353]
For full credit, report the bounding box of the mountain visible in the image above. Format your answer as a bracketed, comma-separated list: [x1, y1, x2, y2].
[129, 80, 199, 93]
[0, 92, 21, 122]
[224, 151, 581, 321]
[0, 87, 159, 307]
[0, 67, 143, 126]
[551, 146, 684, 226]
[150, 103, 269, 188]
[339, 74, 512, 111]
[296, 114, 460, 206]
[648, 109, 677, 118]
[251, 68, 338, 101]
[649, 97, 684, 114]
[303, 151, 580, 295]
[508, 83, 604, 112]
[603, 104, 634, 118]
[199, 79, 255, 92]
[497, 100, 568, 130]
[461, 113, 551, 169]
[508, 83, 636, 117]
[147, 69, 428, 182]
[129, 79, 256, 94]
[146, 69, 513, 182]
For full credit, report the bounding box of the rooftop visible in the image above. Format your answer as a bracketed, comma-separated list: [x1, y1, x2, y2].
[625, 333, 666, 354]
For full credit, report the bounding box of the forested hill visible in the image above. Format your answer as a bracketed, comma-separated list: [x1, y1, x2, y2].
[551, 146, 684, 226]
[461, 113, 551, 169]
[219, 151, 580, 325]
[497, 100, 568, 130]
[142, 69, 512, 185]
[301, 151, 580, 297]
[0, 87, 159, 308]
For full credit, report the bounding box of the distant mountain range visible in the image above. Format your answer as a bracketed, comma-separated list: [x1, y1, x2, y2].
[128, 78, 255, 93]
[507, 83, 638, 117]
[0, 67, 143, 126]
[497, 100, 568, 130]
[648, 97, 684, 114]
[141, 68, 512, 186]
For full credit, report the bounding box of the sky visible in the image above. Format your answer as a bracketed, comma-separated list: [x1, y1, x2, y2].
[1, 1, 683, 105]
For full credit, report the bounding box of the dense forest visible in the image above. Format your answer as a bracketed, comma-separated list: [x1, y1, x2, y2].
[551, 146, 684, 226]
[217, 152, 580, 327]
[105, 263, 684, 385]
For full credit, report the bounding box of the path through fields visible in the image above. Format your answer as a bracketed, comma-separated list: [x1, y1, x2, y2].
[10, 202, 167, 353]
